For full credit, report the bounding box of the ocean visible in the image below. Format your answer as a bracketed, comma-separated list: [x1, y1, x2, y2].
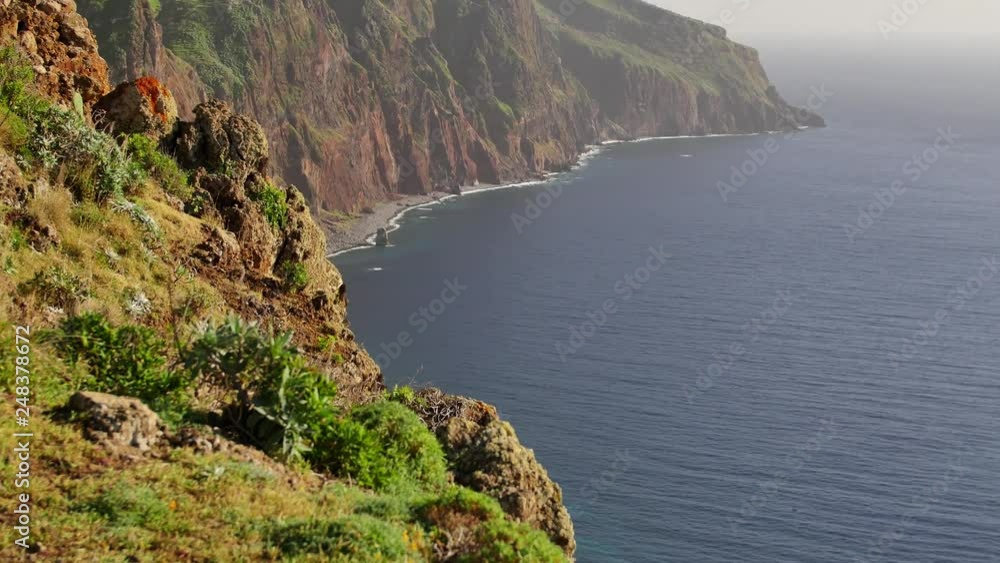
[333, 36, 1000, 562]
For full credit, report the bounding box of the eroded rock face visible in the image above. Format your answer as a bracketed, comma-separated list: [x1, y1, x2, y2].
[441, 416, 577, 557]
[171, 99, 269, 177]
[68, 391, 164, 452]
[93, 76, 178, 138]
[0, 0, 110, 110]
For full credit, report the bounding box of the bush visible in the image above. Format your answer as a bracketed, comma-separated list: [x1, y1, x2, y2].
[125, 134, 191, 200]
[266, 515, 412, 559]
[25, 104, 145, 202]
[279, 260, 308, 292]
[20, 266, 90, 311]
[46, 312, 189, 402]
[247, 180, 288, 230]
[414, 486, 506, 526]
[311, 401, 448, 492]
[458, 520, 566, 563]
[0, 46, 45, 151]
[183, 317, 337, 460]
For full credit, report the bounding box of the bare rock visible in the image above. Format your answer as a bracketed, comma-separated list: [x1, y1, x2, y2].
[93, 76, 178, 138]
[170, 99, 269, 178]
[374, 227, 389, 247]
[68, 391, 165, 452]
[192, 223, 244, 277]
[0, 152, 27, 207]
[0, 0, 110, 110]
[440, 416, 576, 557]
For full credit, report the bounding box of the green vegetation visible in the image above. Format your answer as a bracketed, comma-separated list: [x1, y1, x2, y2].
[266, 515, 415, 560]
[20, 265, 91, 311]
[156, 0, 269, 98]
[45, 312, 190, 403]
[280, 260, 309, 292]
[311, 401, 448, 492]
[126, 134, 192, 201]
[248, 180, 289, 231]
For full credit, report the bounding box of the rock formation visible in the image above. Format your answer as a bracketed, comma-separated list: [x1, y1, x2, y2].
[93, 76, 178, 138]
[69, 391, 166, 452]
[1, 0, 110, 110]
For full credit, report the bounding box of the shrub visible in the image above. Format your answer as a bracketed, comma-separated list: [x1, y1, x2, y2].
[266, 515, 412, 560]
[125, 134, 192, 200]
[247, 180, 288, 230]
[25, 104, 146, 202]
[46, 312, 189, 402]
[279, 260, 308, 292]
[458, 520, 566, 563]
[0, 46, 45, 148]
[20, 266, 90, 311]
[414, 486, 506, 526]
[311, 401, 448, 492]
[183, 317, 337, 460]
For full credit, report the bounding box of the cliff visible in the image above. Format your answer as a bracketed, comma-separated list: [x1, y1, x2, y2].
[1, 1, 573, 559]
[79, 0, 821, 215]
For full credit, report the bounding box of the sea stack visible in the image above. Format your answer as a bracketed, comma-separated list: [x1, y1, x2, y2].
[375, 227, 389, 247]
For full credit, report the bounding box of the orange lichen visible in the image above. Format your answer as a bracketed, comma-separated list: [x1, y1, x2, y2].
[134, 75, 169, 123]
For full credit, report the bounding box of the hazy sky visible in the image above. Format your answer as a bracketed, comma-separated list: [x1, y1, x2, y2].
[649, 0, 1000, 37]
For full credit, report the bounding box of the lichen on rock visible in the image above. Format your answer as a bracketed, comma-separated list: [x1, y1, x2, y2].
[93, 75, 178, 138]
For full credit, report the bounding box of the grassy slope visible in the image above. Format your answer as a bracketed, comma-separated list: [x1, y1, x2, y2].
[534, 0, 772, 99]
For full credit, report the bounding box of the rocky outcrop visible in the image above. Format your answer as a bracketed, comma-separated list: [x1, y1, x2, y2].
[69, 391, 165, 452]
[93, 76, 178, 138]
[0, 0, 110, 110]
[441, 416, 576, 557]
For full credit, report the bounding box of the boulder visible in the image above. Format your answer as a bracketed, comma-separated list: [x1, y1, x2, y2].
[170, 99, 269, 177]
[93, 76, 178, 138]
[374, 227, 389, 247]
[440, 416, 576, 557]
[68, 391, 165, 452]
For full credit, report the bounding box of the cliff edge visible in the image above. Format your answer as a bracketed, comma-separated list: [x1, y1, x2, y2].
[0, 1, 575, 559]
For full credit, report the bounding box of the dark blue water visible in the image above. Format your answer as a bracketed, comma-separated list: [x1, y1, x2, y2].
[334, 38, 1000, 562]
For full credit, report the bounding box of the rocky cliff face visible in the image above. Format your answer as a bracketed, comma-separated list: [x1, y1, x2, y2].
[79, 0, 820, 215]
[535, 0, 823, 136]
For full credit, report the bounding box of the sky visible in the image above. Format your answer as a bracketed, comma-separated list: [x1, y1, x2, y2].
[648, 0, 1000, 38]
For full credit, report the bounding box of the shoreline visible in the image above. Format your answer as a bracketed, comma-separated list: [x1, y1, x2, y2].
[324, 129, 798, 257]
